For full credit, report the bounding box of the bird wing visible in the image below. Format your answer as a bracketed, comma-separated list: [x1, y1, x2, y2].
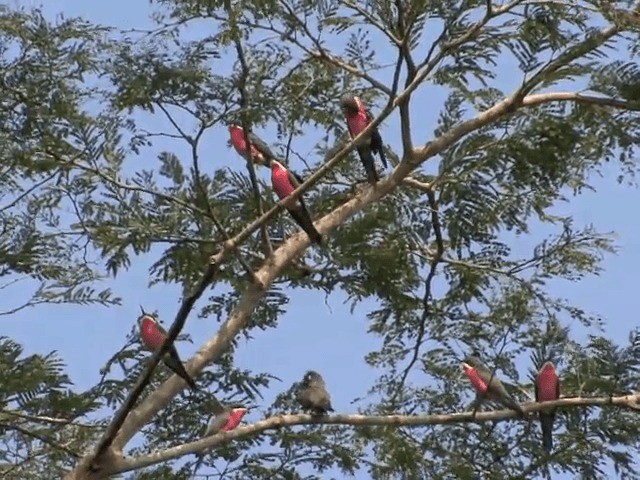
[288, 170, 308, 211]
[310, 386, 332, 410]
[297, 388, 313, 408]
[365, 109, 375, 123]
[209, 394, 225, 415]
[248, 132, 275, 158]
[204, 411, 228, 437]
[151, 321, 186, 364]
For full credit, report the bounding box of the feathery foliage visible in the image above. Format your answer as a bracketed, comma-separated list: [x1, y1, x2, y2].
[1, 1, 640, 479]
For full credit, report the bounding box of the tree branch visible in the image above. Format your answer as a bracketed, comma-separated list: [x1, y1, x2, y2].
[67, 23, 637, 474]
[80, 259, 218, 474]
[1, 422, 80, 459]
[0, 410, 97, 429]
[0, 168, 63, 213]
[392, 183, 445, 405]
[340, 0, 401, 46]
[395, 0, 415, 154]
[279, 0, 393, 95]
[410, 23, 621, 163]
[517, 26, 621, 99]
[233, 34, 274, 258]
[521, 91, 640, 111]
[109, 394, 640, 474]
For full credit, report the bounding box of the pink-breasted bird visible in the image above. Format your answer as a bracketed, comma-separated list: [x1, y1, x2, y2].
[193, 397, 248, 463]
[462, 356, 525, 417]
[203, 397, 248, 437]
[535, 361, 560, 452]
[228, 124, 276, 166]
[138, 307, 197, 390]
[340, 95, 388, 184]
[267, 158, 323, 245]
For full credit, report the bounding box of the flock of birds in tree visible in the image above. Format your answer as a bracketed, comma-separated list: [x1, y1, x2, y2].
[227, 95, 389, 245]
[136, 95, 562, 456]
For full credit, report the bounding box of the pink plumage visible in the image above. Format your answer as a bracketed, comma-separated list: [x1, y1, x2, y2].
[223, 408, 248, 431]
[140, 316, 165, 350]
[229, 125, 260, 161]
[345, 97, 370, 138]
[271, 161, 295, 199]
[536, 362, 559, 401]
[462, 363, 489, 394]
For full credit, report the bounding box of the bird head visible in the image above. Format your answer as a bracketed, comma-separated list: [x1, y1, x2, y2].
[302, 370, 323, 386]
[228, 124, 241, 133]
[461, 362, 474, 376]
[340, 94, 360, 115]
[138, 305, 158, 327]
[463, 354, 483, 368]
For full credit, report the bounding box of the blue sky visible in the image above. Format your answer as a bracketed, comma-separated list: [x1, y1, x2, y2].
[4, 1, 640, 477]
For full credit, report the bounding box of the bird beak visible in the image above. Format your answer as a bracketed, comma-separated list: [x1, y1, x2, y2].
[139, 305, 146, 315]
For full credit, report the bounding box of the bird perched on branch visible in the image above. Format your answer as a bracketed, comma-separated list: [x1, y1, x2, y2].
[340, 94, 388, 184]
[535, 361, 560, 452]
[138, 306, 197, 390]
[266, 158, 323, 245]
[228, 124, 277, 166]
[297, 370, 334, 415]
[202, 396, 248, 437]
[193, 396, 248, 467]
[461, 356, 525, 417]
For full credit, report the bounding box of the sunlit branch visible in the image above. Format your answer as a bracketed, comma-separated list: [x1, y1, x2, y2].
[522, 91, 640, 111]
[85, 258, 218, 471]
[110, 394, 640, 474]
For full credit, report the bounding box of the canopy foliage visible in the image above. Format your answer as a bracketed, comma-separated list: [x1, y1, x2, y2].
[1, 1, 640, 479]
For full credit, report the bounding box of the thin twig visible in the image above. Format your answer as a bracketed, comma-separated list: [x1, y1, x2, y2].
[233, 35, 274, 258]
[392, 185, 445, 405]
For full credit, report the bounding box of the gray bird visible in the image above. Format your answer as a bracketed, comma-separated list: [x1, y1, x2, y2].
[297, 370, 334, 415]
